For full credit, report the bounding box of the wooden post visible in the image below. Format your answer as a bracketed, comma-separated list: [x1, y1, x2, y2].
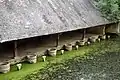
[103, 26, 106, 35]
[82, 29, 86, 40]
[56, 34, 60, 47]
[13, 41, 18, 59]
[117, 22, 120, 33]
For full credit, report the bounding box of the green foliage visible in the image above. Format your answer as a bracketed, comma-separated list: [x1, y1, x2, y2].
[94, 0, 120, 21]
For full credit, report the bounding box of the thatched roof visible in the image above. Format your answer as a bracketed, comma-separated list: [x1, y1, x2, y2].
[0, 0, 109, 43]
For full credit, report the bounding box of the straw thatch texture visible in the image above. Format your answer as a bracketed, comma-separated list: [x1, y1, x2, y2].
[0, 0, 109, 43]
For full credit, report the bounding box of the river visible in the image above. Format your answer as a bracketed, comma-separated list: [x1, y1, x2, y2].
[24, 36, 120, 80]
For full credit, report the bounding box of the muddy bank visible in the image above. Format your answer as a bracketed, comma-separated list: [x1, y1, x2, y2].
[22, 37, 120, 80]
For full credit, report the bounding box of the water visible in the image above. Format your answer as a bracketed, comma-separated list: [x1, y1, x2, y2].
[24, 37, 120, 80]
[40, 52, 120, 80]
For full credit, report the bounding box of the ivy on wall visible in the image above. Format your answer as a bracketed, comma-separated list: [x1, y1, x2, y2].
[94, 0, 120, 21]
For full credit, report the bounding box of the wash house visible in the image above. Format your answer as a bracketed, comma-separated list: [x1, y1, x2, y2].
[0, 0, 119, 64]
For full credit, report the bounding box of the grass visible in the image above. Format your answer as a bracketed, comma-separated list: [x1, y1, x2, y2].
[0, 38, 118, 80]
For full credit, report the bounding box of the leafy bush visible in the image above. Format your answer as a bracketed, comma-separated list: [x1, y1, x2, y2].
[94, 0, 120, 21]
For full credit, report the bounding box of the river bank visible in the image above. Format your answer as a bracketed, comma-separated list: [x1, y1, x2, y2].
[22, 37, 120, 80]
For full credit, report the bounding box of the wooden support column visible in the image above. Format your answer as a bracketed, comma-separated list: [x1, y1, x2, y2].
[117, 22, 120, 33]
[103, 26, 106, 35]
[82, 29, 86, 40]
[13, 41, 18, 59]
[56, 33, 60, 47]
